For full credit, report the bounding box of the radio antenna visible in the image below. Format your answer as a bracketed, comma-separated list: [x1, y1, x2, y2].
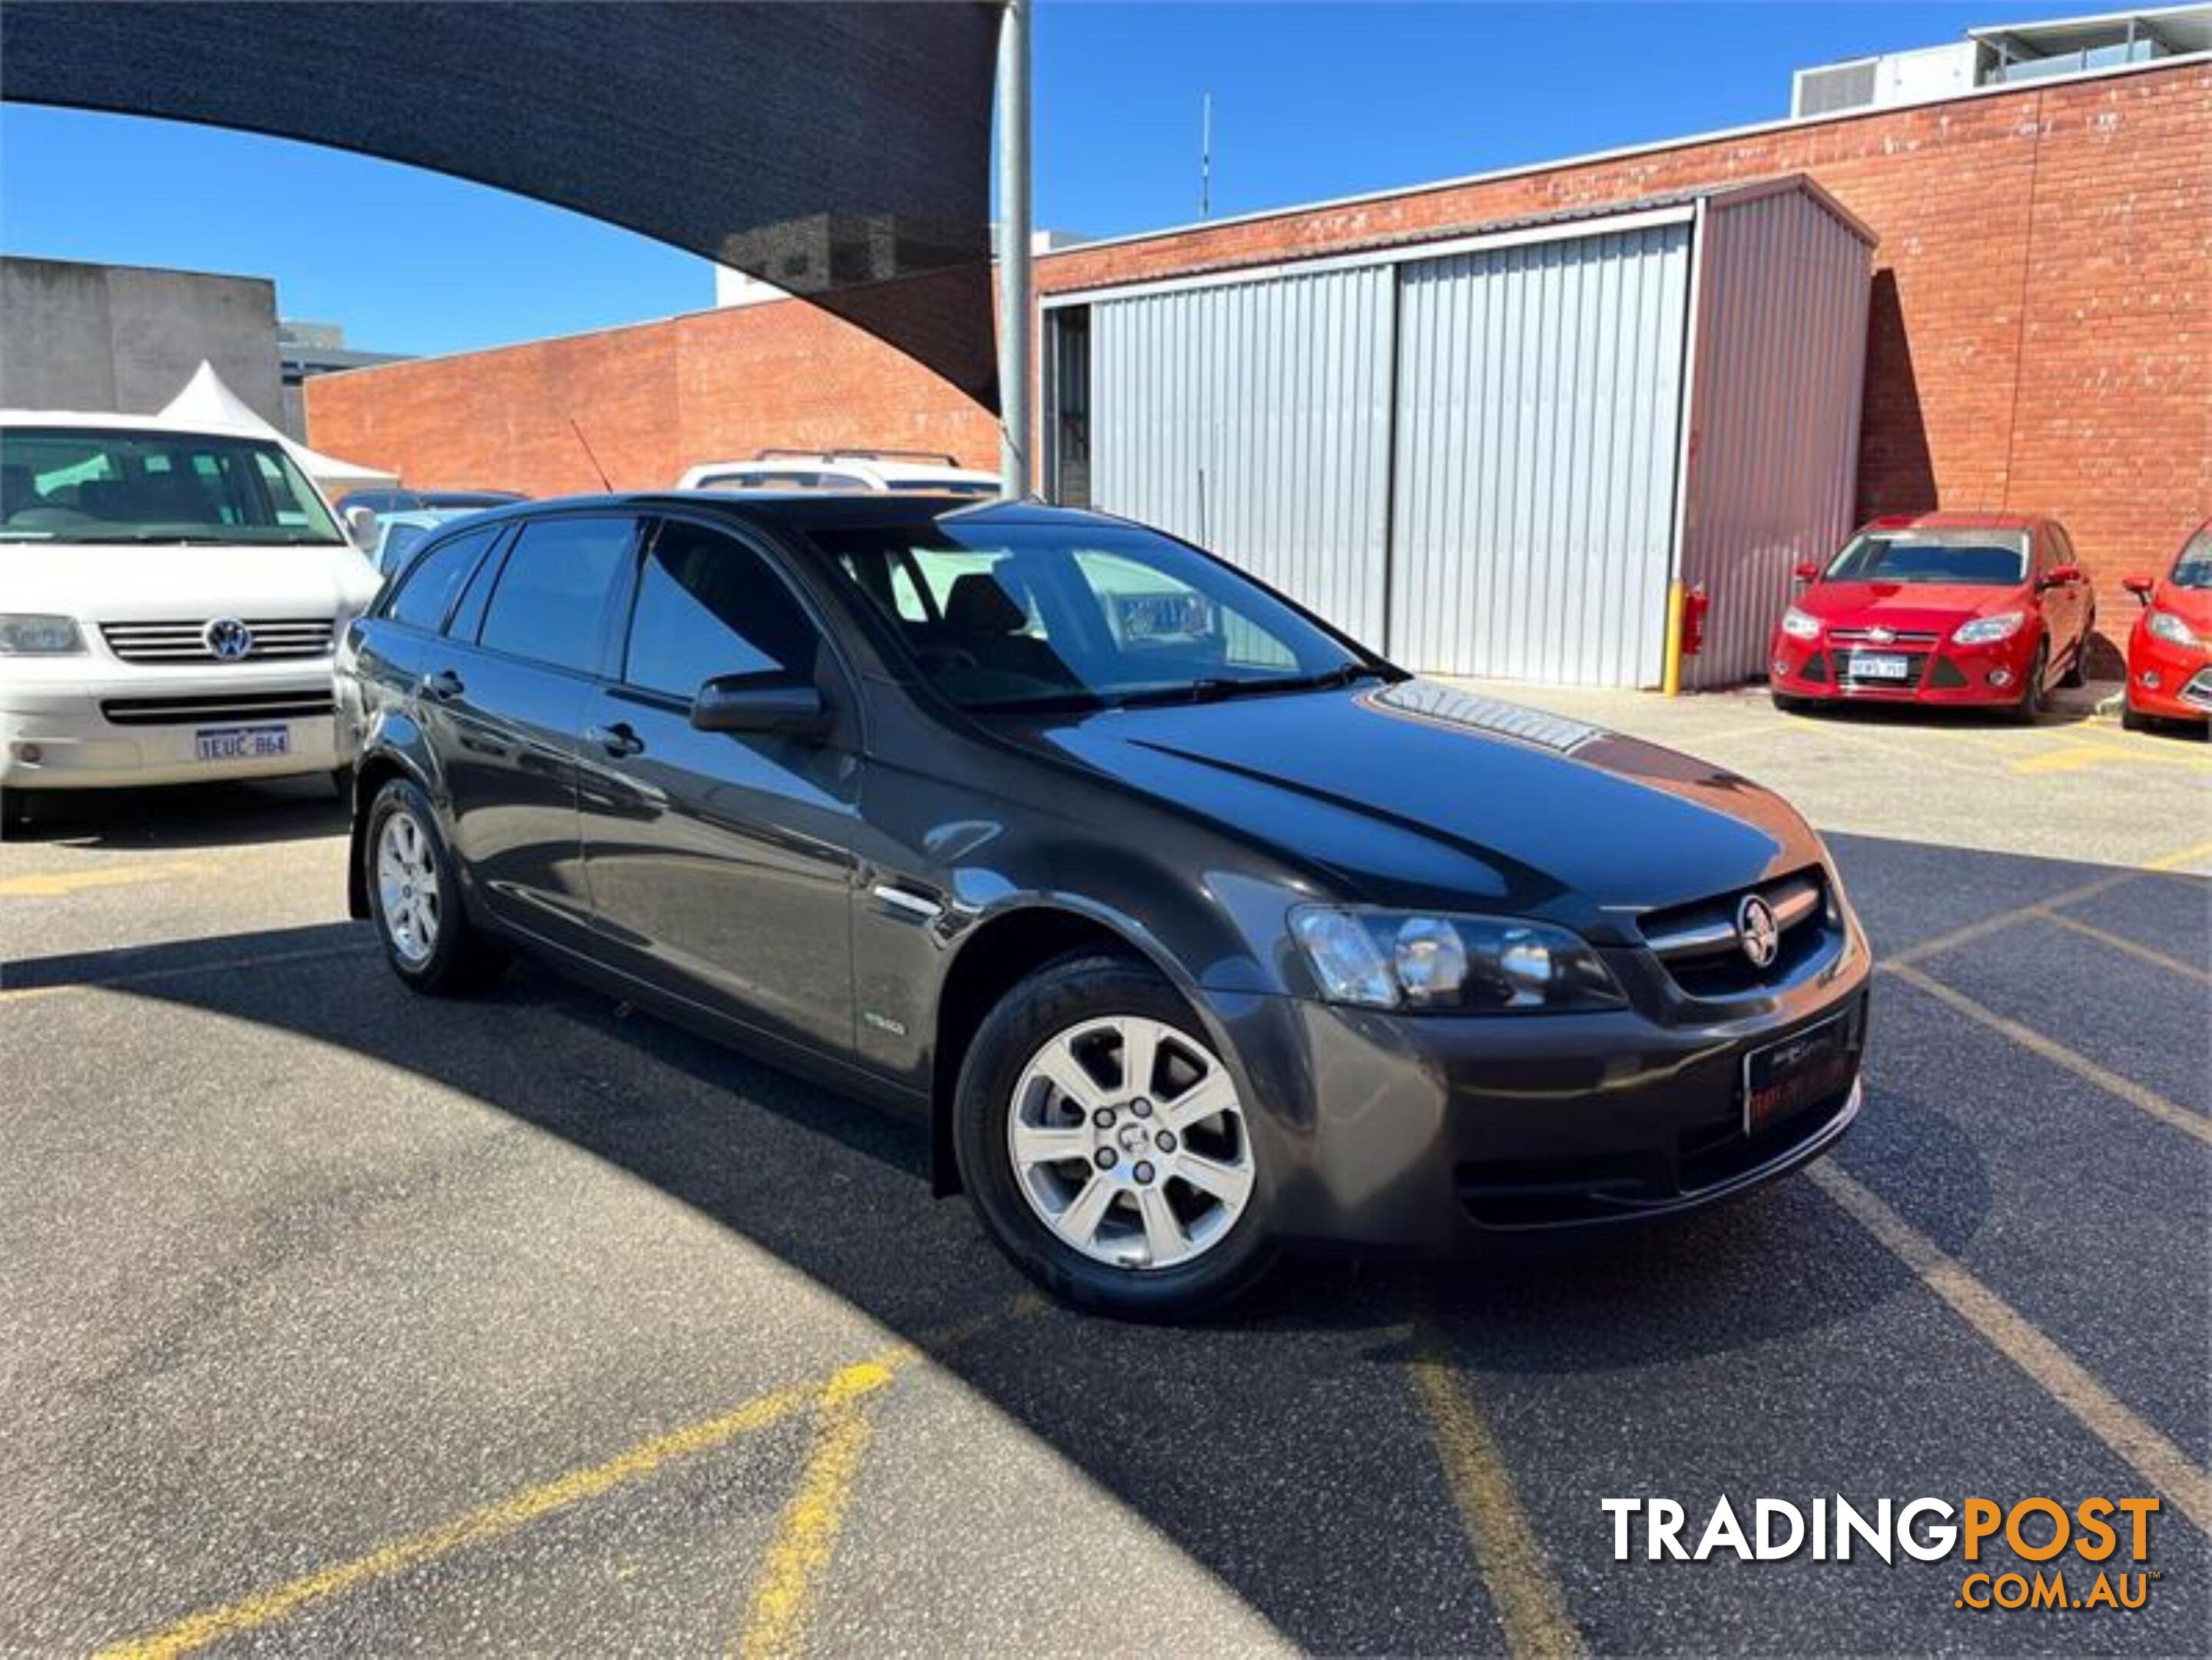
[569, 420, 613, 491]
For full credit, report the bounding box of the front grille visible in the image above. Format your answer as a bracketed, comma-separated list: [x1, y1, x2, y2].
[1639, 868, 1835, 998]
[2182, 669, 2212, 712]
[100, 690, 335, 727]
[101, 618, 334, 663]
[1453, 1081, 1855, 1228]
[1828, 627, 1939, 646]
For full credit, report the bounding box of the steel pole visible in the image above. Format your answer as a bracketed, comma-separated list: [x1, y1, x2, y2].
[995, 0, 1033, 497]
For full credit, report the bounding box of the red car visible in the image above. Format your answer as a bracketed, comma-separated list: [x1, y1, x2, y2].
[1768, 513, 2094, 721]
[2119, 519, 2211, 732]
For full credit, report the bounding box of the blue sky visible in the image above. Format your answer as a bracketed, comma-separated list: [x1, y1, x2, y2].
[2, 2, 2092, 358]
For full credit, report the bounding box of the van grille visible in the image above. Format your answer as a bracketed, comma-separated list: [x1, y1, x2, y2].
[99, 690, 335, 727]
[101, 619, 334, 663]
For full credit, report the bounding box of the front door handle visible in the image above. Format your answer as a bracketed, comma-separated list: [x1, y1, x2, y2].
[588, 721, 645, 759]
[423, 669, 465, 702]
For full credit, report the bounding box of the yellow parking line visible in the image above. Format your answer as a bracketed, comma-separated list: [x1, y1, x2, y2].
[1812, 1165, 2211, 1533]
[1885, 961, 2210, 1147]
[2142, 838, 2212, 872]
[1884, 872, 2139, 968]
[1885, 835, 2212, 970]
[94, 1371, 841, 1660]
[2038, 910, 2212, 986]
[0, 860, 211, 898]
[737, 1361, 895, 1660]
[1410, 1323, 1587, 1660]
[95, 1299, 1035, 1660]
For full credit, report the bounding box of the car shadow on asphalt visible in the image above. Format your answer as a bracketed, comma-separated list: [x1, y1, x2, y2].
[14, 833, 2205, 1650]
[2, 918, 1967, 1652]
[1, 776, 349, 850]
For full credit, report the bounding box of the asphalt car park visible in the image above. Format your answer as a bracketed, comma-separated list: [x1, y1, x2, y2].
[2, 684, 2206, 1656]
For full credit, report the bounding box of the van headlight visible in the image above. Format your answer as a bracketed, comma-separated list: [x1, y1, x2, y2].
[1779, 607, 1822, 641]
[0, 614, 86, 655]
[1952, 612, 2023, 646]
[1289, 907, 1625, 1012]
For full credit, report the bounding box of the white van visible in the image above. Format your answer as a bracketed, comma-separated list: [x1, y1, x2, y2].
[0, 411, 384, 834]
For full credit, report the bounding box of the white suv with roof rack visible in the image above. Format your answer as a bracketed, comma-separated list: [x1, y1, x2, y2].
[674, 448, 1000, 497]
[0, 410, 383, 835]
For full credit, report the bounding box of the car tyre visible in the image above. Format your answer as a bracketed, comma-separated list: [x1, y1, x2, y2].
[953, 953, 1276, 1320]
[364, 778, 506, 994]
[2120, 696, 2148, 733]
[1772, 692, 1815, 715]
[0, 788, 28, 840]
[2008, 642, 2048, 725]
[2058, 636, 2088, 689]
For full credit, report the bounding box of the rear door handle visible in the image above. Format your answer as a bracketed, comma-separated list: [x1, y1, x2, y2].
[588, 722, 645, 759]
[422, 669, 465, 702]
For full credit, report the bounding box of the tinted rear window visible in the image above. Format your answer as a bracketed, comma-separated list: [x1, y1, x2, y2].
[478, 516, 635, 672]
[386, 526, 500, 632]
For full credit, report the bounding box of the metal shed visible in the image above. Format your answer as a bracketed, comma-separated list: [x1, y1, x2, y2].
[1046, 176, 1875, 689]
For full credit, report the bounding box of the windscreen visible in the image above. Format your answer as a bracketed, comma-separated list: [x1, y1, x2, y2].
[2171, 525, 2212, 590]
[0, 427, 344, 546]
[1824, 528, 2030, 586]
[810, 520, 1386, 712]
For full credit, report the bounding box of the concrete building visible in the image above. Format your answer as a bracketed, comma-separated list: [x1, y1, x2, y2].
[0, 256, 405, 440]
[1, 254, 286, 427]
[307, 33, 2211, 681]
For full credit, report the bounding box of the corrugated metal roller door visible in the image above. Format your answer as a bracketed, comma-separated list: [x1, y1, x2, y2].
[1389, 224, 1692, 684]
[1090, 265, 1393, 642]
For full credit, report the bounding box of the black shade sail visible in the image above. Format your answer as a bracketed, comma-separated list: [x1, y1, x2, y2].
[1, 1, 1004, 409]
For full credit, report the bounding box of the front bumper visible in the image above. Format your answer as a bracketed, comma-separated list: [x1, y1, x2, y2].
[1768, 631, 2033, 706]
[2124, 629, 2210, 722]
[0, 661, 351, 791]
[1204, 925, 1872, 1255]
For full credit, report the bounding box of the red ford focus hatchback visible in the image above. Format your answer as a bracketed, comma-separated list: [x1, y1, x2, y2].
[2119, 519, 2211, 732]
[1768, 513, 2095, 720]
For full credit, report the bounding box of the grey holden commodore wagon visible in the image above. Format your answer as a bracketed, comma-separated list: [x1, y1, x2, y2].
[340, 493, 1869, 1317]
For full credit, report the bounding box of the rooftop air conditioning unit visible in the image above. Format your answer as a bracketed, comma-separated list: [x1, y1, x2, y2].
[1792, 58, 1879, 117]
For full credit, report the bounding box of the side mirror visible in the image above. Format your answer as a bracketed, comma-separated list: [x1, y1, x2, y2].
[690, 674, 830, 739]
[1792, 561, 1821, 583]
[2121, 574, 2154, 604]
[343, 505, 380, 550]
[2040, 563, 2082, 589]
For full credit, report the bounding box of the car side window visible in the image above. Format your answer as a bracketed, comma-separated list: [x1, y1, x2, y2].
[386, 525, 500, 632]
[477, 515, 635, 674]
[622, 520, 822, 700]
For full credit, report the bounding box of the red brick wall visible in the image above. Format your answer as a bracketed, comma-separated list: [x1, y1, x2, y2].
[310, 61, 2208, 662]
[306, 297, 997, 496]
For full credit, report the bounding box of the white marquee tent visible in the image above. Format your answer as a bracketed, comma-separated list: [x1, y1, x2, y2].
[161, 361, 398, 496]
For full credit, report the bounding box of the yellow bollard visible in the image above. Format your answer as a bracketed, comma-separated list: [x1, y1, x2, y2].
[1661, 579, 1685, 698]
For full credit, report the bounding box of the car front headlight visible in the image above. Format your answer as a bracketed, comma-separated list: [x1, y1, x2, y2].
[1779, 606, 1822, 642]
[2147, 609, 2200, 648]
[0, 614, 86, 655]
[1289, 907, 1625, 1013]
[1952, 612, 2024, 646]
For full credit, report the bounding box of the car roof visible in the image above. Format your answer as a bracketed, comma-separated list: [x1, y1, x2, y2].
[467, 491, 1110, 537]
[1863, 510, 2048, 531]
[0, 408, 292, 441]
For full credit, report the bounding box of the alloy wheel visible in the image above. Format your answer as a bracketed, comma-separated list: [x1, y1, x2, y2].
[375, 808, 441, 965]
[1007, 1014, 1255, 1270]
